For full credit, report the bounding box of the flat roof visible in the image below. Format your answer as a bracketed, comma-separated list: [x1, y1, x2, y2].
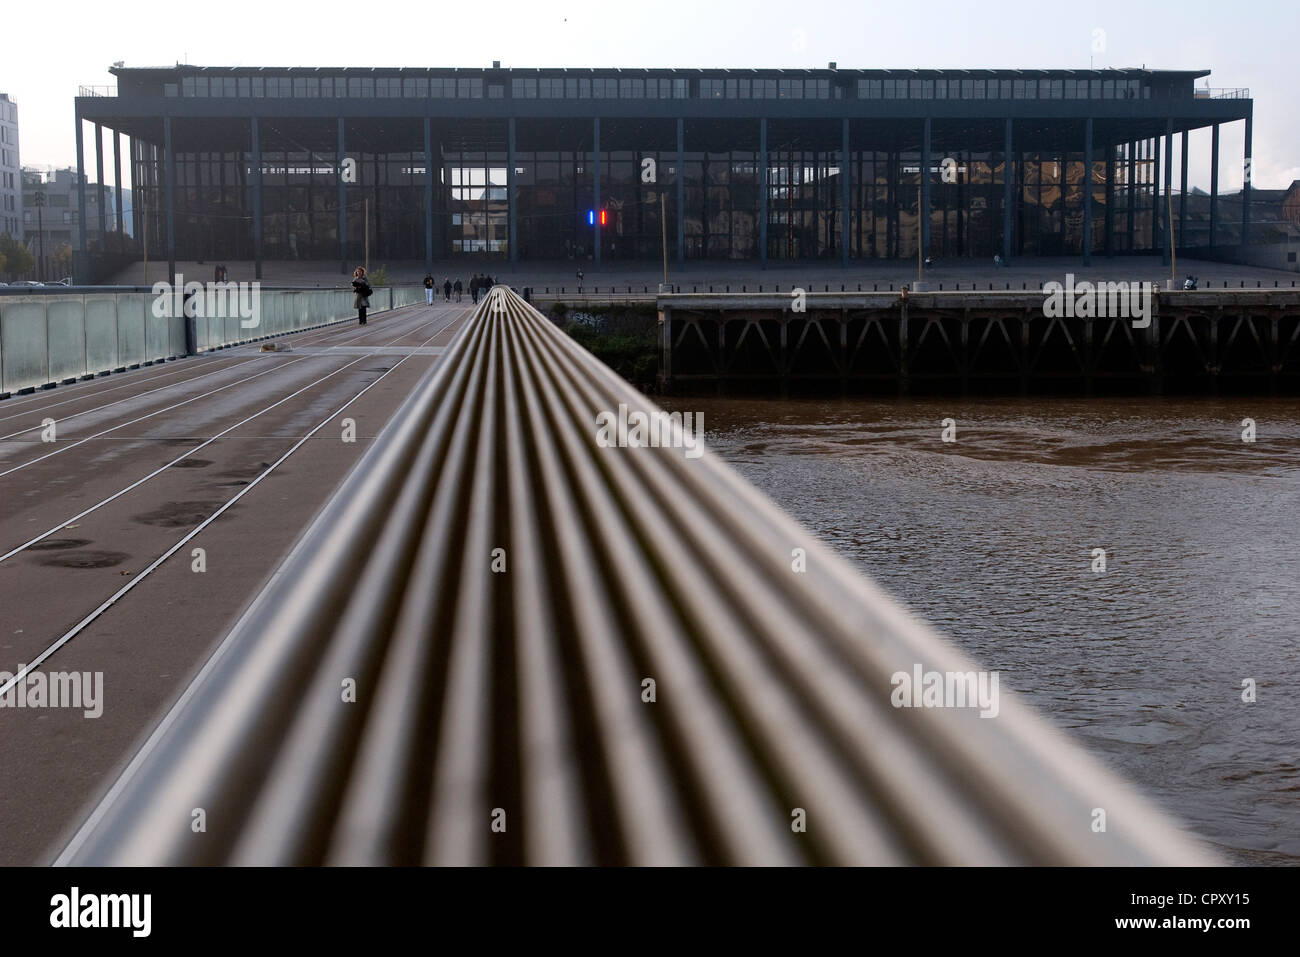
[110, 65, 1213, 80]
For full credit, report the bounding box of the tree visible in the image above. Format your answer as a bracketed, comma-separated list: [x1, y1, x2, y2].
[0, 234, 34, 281]
[52, 243, 73, 276]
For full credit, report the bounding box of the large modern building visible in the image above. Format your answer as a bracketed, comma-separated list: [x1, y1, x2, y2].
[73, 65, 1254, 278]
[0, 93, 22, 242]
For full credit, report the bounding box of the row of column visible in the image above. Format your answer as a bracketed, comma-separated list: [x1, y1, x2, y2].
[75, 111, 1255, 280]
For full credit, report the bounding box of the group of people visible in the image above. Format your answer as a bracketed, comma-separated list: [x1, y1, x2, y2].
[421, 273, 499, 305]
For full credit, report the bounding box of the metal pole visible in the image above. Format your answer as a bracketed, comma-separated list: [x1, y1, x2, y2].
[1242, 110, 1253, 246]
[113, 131, 124, 253]
[1169, 187, 1176, 283]
[1082, 117, 1093, 267]
[250, 116, 262, 281]
[841, 118, 850, 268]
[920, 117, 931, 259]
[759, 117, 767, 269]
[95, 123, 107, 251]
[661, 191, 667, 286]
[593, 116, 601, 267]
[1003, 118, 1013, 261]
[424, 117, 434, 275]
[338, 118, 347, 274]
[75, 113, 87, 262]
[164, 116, 176, 284]
[916, 181, 922, 284]
[507, 117, 517, 268]
[1179, 129, 1188, 249]
[1162, 119, 1173, 267]
[364, 197, 369, 274]
[676, 117, 685, 267]
[1209, 123, 1220, 247]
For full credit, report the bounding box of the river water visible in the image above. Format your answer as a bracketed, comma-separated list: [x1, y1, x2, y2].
[672, 395, 1300, 865]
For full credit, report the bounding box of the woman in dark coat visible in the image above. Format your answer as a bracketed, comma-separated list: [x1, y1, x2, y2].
[443, 278, 452, 302]
[352, 267, 372, 325]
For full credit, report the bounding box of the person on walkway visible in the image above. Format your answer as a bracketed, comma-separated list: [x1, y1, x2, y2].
[454, 278, 463, 302]
[470, 274, 480, 304]
[352, 267, 372, 325]
[423, 273, 435, 305]
[443, 278, 452, 302]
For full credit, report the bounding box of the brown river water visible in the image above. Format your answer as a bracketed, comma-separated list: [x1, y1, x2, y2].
[665, 395, 1300, 865]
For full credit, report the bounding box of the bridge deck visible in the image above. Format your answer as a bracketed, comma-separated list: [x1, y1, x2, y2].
[0, 301, 470, 865]
[53, 288, 1212, 866]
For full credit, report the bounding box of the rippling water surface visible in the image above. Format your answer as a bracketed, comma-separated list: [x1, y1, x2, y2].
[669, 395, 1300, 864]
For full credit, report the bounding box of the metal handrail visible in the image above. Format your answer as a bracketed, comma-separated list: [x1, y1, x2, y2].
[1194, 87, 1250, 99]
[56, 286, 1216, 865]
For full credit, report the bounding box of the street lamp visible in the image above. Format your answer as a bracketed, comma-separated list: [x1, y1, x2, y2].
[34, 188, 45, 281]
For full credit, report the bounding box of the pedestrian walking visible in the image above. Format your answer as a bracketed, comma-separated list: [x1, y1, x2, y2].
[470, 274, 479, 303]
[352, 267, 372, 325]
[454, 278, 463, 302]
[423, 273, 435, 305]
[443, 278, 452, 302]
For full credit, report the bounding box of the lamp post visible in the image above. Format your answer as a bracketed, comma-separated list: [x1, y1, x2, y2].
[34, 188, 45, 281]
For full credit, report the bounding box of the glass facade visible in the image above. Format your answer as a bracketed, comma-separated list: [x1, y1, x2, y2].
[99, 68, 1234, 266]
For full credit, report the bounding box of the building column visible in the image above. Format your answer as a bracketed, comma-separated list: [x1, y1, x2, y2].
[507, 117, 517, 267]
[593, 116, 601, 266]
[337, 118, 347, 273]
[675, 117, 684, 267]
[75, 113, 87, 259]
[113, 131, 124, 252]
[164, 115, 176, 283]
[1083, 117, 1093, 267]
[94, 123, 107, 253]
[250, 117, 262, 281]
[424, 118, 434, 274]
[1104, 138, 1114, 258]
[1209, 123, 1220, 247]
[1242, 110, 1253, 246]
[1162, 119, 1173, 266]
[920, 117, 931, 256]
[1126, 141, 1136, 251]
[1002, 118, 1013, 261]
[1152, 135, 1161, 253]
[841, 118, 851, 268]
[759, 117, 768, 268]
[128, 135, 138, 244]
[1179, 129, 1188, 249]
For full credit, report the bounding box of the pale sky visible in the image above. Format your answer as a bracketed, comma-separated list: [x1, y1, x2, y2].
[5, 0, 1297, 191]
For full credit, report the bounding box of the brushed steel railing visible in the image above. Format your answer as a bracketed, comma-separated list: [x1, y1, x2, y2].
[56, 286, 1215, 866]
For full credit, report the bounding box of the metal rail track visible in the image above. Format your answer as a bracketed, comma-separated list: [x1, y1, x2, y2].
[57, 286, 1215, 866]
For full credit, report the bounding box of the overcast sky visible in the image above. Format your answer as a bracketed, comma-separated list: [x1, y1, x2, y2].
[5, 0, 1296, 190]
